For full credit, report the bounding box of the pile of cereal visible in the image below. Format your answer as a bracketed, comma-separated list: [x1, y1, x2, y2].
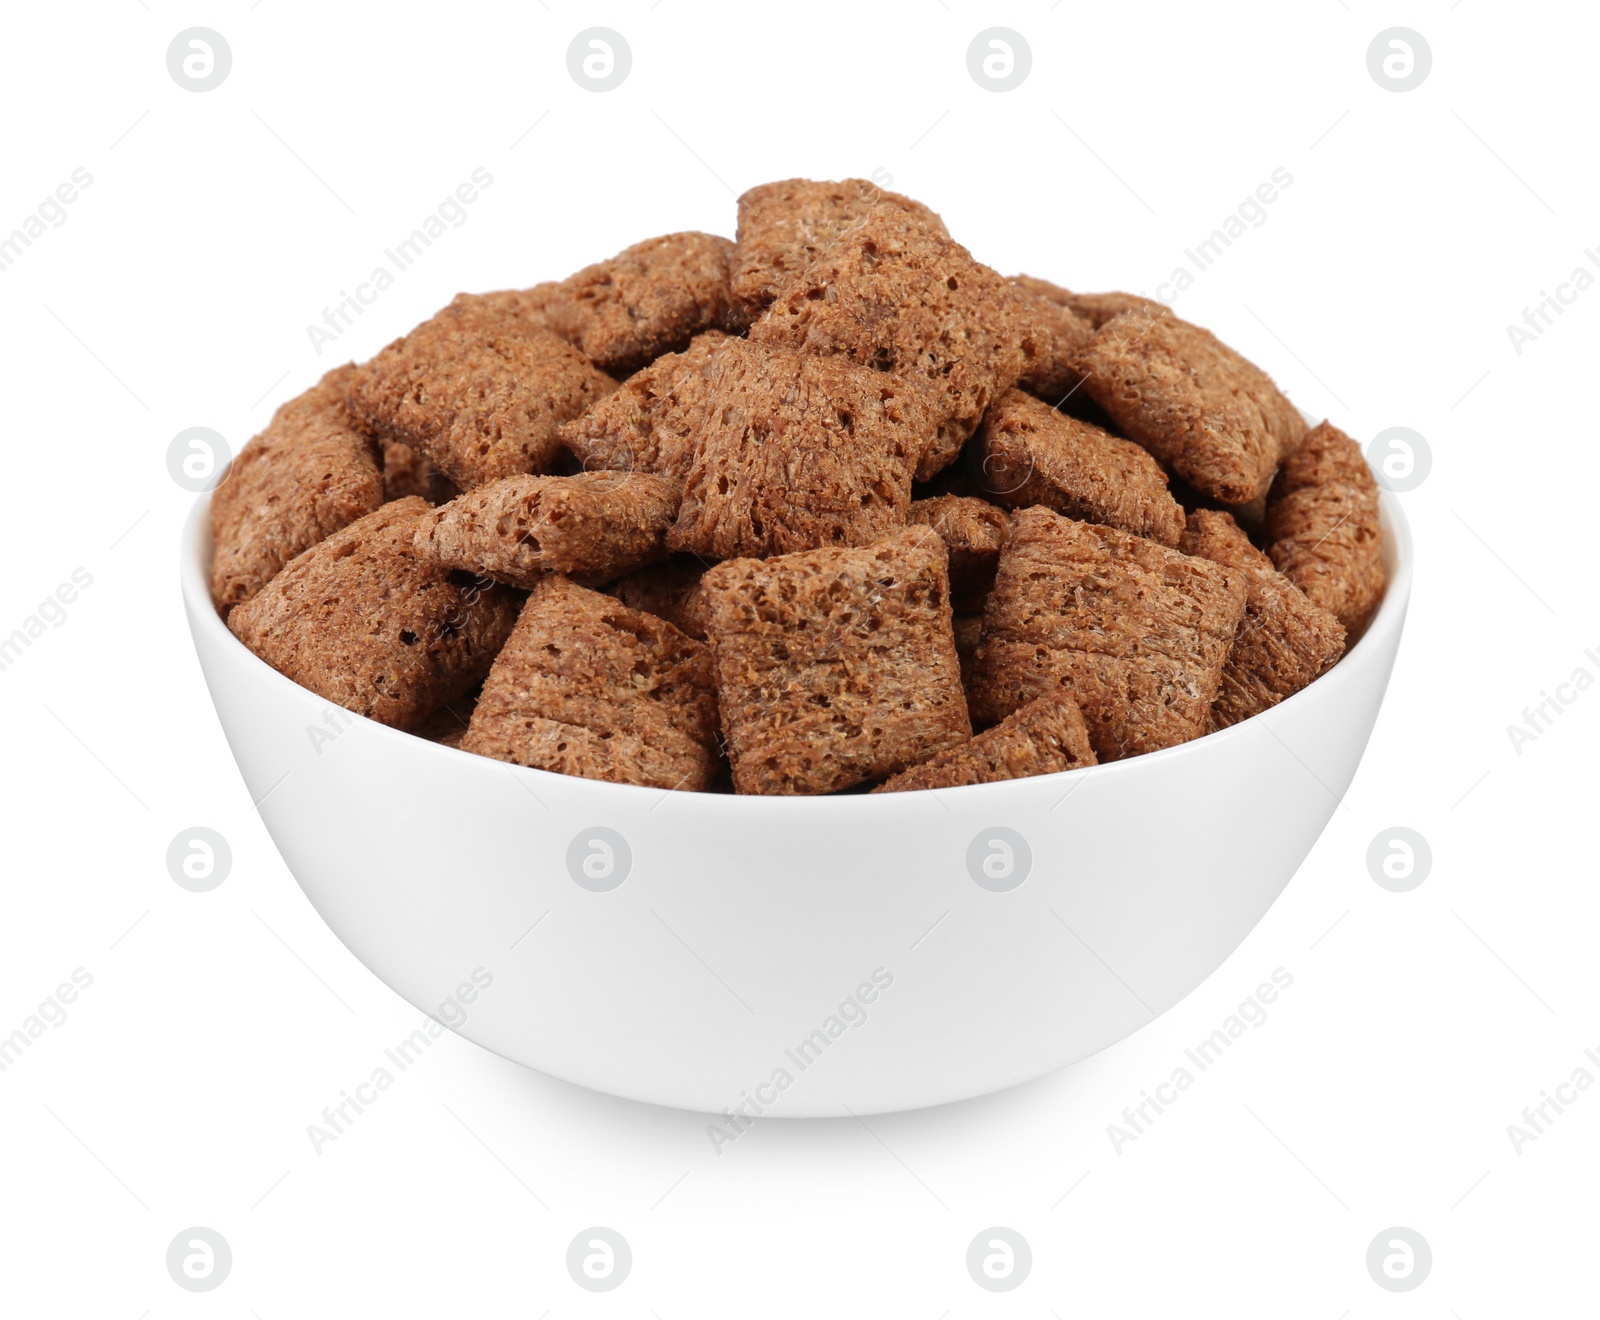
[214, 179, 1385, 795]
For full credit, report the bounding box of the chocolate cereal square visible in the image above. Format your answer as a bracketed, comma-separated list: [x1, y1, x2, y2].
[1181, 510, 1345, 728]
[973, 388, 1185, 546]
[749, 204, 1028, 482]
[1072, 310, 1306, 504]
[461, 576, 721, 791]
[669, 339, 926, 560]
[699, 526, 970, 794]
[970, 507, 1248, 759]
[541, 232, 736, 375]
[907, 495, 1010, 614]
[1265, 420, 1386, 636]
[874, 692, 1097, 793]
[728, 177, 949, 329]
[559, 330, 730, 480]
[228, 498, 521, 730]
[210, 364, 383, 614]
[412, 471, 680, 590]
[345, 294, 617, 491]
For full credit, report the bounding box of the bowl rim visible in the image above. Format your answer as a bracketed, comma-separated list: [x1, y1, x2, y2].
[181, 485, 1413, 810]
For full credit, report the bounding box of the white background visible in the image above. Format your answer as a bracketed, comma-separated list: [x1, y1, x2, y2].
[2, 1, 1596, 1314]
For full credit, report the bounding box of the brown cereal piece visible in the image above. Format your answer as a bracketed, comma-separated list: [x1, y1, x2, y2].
[728, 177, 949, 329]
[972, 388, 1185, 547]
[699, 527, 970, 795]
[1180, 508, 1275, 575]
[970, 507, 1247, 759]
[1009, 277, 1094, 403]
[381, 438, 460, 505]
[345, 294, 617, 491]
[668, 339, 926, 559]
[750, 204, 1028, 482]
[1265, 421, 1386, 636]
[608, 557, 709, 641]
[210, 365, 384, 614]
[558, 330, 730, 479]
[228, 499, 521, 730]
[874, 693, 1097, 793]
[460, 577, 721, 790]
[1071, 310, 1306, 503]
[540, 232, 736, 374]
[1180, 510, 1345, 727]
[412, 471, 680, 590]
[413, 692, 478, 748]
[907, 495, 1010, 613]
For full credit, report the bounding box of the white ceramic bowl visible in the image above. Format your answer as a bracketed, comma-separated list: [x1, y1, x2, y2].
[182, 492, 1411, 1116]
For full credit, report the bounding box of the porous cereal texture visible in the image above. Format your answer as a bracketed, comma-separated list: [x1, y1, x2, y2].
[228, 498, 521, 730]
[541, 232, 737, 374]
[972, 388, 1185, 546]
[669, 339, 928, 560]
[699, 526, 970, 794]
[729, 178, 948, 329]
[210, 364, 384, 614]
[1072, 309, 1306, 504]
[558, 330, 730, 480]
[345, 294, 616, 491]
[970, 507, 1247, 759]
[461, 576, 722, 790]
[749, 204, 1028, 482]
[1181, 510, 1345, 727]
[412, 471, 680, 589]
[874, 692, 1097, 792]
[1265, 420, 1386, 635]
